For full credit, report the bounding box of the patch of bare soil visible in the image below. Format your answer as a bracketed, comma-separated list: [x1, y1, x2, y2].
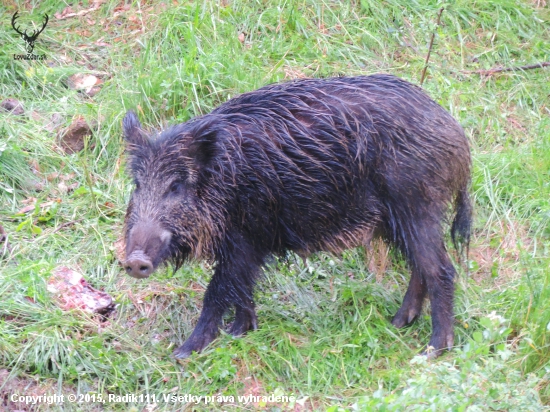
[57, 116, 94, 154]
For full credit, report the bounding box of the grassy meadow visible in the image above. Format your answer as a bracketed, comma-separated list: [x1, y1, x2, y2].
[0, 0, 549, 410]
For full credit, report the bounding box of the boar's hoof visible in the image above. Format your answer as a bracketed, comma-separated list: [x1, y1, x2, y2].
[173, 344, 196, 360]
[173, 330, 218, 359]
[124, 251, 154, 278]
[420, 331, 454, 359]
[229, 306, 258, 336]
[391, 306, 421, 329]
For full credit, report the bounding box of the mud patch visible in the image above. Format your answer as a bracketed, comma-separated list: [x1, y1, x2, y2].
[0, 98, 24, 115]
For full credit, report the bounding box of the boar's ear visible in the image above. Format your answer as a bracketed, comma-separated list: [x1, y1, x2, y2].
[187, 127, 221, 173]
[123, 110, 147, 147]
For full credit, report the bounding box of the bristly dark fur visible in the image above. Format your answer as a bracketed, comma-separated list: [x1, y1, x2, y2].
[123, 74, 472, 359]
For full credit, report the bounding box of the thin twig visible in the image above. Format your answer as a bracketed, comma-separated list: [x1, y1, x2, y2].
[0, 224, 17, 265]
[420, 7, 444, 86]
[0, 224, 12, 255]
[462, 62, 550, 76]
[50, 219, 83, 234]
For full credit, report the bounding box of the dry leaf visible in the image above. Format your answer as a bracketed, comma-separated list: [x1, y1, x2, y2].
[54, 6, 74, 19]
[46, 172, 60, 181]
[16, 200, 57, 215]
[59, 55, 73, 63]
[67, 182, 79, 192]
[94, 38, 110, 47]
[29, 159, 41, 174]
[21, 197, 37, 205]
[30, 111, 44, 122]
[17, 204, 37, 214]
[61, 173, 76, 181]
[57, 181, 68, 194]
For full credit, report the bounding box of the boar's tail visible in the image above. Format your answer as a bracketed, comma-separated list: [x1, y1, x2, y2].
[451, 188, 473, 262]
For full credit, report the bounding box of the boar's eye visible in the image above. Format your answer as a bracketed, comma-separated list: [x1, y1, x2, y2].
[168, 181, 185, 196]
[134, 180, 140, 190]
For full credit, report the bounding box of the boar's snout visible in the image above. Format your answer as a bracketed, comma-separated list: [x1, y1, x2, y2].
[124, 250, 154, 278]
[124, 219, 172, 279]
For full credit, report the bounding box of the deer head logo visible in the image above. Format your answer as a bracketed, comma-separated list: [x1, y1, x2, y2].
[11, 12, 49, 54]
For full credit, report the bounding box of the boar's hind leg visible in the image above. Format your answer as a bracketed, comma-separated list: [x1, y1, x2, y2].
[173, 239, 261, 359]
[391, 267, 427, 328]
[392, 221, 456, 358]
[422, 246, 456, 358]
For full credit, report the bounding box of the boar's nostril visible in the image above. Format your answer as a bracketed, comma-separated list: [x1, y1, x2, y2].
[124, 255, 154, 279]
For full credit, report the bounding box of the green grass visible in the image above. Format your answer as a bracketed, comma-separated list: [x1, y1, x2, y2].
[1, 0, 549, 410]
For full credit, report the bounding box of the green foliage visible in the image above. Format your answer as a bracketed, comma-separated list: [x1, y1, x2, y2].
[0, 137, 37, 193]
[355, 315, 543, 411]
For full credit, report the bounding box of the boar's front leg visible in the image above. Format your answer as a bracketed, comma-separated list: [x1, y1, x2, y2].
[172, 270, 230, 359]
[173, 237, 262, 359]
[231, 300, 258, 336]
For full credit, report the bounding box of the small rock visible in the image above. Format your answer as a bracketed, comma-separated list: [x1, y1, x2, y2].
[0, 98, 24, 115]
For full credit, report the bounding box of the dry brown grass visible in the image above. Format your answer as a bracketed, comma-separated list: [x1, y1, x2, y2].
[470, 219, 533, 287]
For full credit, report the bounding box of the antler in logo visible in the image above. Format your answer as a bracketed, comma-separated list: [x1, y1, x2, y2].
[11, 12, 49, 54]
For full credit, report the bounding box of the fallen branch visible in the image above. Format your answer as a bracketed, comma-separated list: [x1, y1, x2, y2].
[463, 62, 550, 76]
[420, 7, 444, 86]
